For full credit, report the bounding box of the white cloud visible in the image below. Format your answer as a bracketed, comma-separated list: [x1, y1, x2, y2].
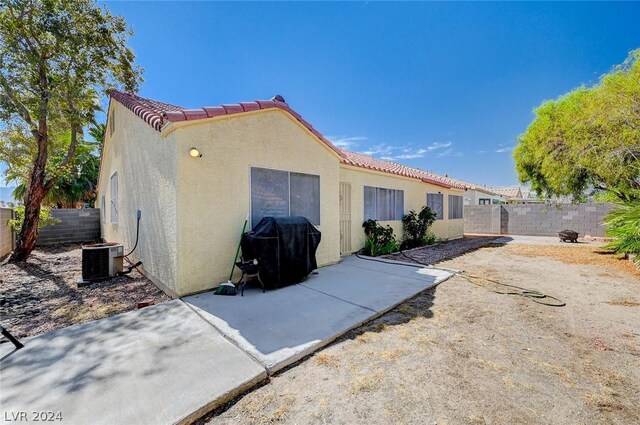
[476, 150, 486, 154]
[437, 147, 464, 158]
[326, 135, 368, 150]
[426, 141, 452, 151]
[395, 149, 428, 159]
[495, 142, 515, 153]
[331, 137, 462, 161]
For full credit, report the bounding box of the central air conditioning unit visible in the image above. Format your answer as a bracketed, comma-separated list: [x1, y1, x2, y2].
[81, 242, 124, 282]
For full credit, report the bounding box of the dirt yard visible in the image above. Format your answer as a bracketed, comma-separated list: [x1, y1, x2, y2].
[0, 244, 169, 338]
[205, 242, 640, 425]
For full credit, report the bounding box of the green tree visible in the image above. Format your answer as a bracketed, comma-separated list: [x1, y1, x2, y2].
[7, 137, 101, 208]
[514, 49, 640, 201]
[0, 0, 142, 261]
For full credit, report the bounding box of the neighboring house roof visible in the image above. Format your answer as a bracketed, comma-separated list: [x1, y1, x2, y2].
[492, 187, 522, 198]
[109, 91, 464, 189]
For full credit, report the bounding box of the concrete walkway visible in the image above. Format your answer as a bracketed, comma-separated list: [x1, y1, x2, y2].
[1, 255, 451, 424]
[0, 300, 266, 425]
[184, 255, 451, 372]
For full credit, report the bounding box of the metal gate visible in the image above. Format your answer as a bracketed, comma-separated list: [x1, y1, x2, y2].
[339, 182, 352, 254]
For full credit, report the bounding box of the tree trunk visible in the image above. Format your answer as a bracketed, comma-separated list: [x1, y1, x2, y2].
[8, 134, 49, 262]
[9, 183, 46, 261]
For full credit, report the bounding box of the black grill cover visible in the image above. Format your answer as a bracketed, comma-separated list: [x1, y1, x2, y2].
[240, 216, 321, 289]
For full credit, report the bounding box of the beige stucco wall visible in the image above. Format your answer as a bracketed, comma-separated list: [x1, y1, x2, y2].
[96, 101, 179, 297]
[171, 109, 342, 296]
[97, 100, 465, 297]
[0, 208, 14, 260]
[339, 165, 464, 252]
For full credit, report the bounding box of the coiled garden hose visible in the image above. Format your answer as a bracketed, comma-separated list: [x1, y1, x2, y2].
[354, 250, 566, 307]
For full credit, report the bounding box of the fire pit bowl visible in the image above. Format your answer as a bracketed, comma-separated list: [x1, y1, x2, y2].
[559, 229, 579, 243]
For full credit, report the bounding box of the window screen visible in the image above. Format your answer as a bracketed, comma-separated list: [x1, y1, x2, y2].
[376, 188, 395, 221]
[427, 193, 444, 220]
[364, 186, 404, 220]
[364, 186, 376, 220]
[110, 172, 118, 223]
[290, 172, 320, 225]
[448, 194, 464, 219]
[250, 167, 320, 228]
[250, 167, 289, 228]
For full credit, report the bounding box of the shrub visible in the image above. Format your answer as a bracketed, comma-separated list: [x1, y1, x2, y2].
[8, 205, 59, 233]
[402, 206, 437, 249]
[362, 219, 399, 256]
[422, 232, 437, 245]
[604, 199, 640, 265]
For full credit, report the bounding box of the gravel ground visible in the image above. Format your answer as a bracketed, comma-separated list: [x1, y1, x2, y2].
[0, 244, 169, 338]
[383, 235, 499, 264]
[205, 243, 640, 425]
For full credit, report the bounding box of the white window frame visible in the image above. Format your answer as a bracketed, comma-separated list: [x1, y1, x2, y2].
[110, 172, 118, 224]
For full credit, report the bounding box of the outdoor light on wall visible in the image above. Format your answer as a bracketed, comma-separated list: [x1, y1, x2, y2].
[189, 147, 202, 158]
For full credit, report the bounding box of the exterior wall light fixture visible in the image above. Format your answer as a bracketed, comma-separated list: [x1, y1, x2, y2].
[189, 147, 202, 158]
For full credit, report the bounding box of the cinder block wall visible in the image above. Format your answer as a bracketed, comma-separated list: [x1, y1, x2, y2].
[36, 209, 101, 245]
[464, 203, 613, 237]
[0, 207, 14, 259]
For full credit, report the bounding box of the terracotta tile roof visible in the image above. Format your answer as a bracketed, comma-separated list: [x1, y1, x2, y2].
[340, 150, 466, 189]
[109, 91, 344, 158]
[109, 91, 466, 189]
[448, 179, 501, 194]
[492, 187, 522, 198]
[110, 91, 184, 131]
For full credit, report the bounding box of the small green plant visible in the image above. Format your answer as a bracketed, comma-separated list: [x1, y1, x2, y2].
[362, 219, 398, 256]
[604, 199, 640, 265]
[421, 232, 437, 245]
[8, 205, 60, 233]
[402, 206, 437, 249]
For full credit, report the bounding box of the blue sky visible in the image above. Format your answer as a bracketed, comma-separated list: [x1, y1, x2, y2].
[2, 1, 639, 197]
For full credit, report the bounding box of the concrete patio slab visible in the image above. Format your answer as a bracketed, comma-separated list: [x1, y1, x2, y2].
[183, 255, 452, 373]
[300, 255, 452, 312]
[0, 300, 266, 425]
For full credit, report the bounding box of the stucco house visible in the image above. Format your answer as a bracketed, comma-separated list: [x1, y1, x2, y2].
[96, 91, 466, 297]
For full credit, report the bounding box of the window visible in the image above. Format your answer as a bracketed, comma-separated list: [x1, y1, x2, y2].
[364, 186, 404, 221]
[101, 195, 106, 222]
[448, 194, 463, 219]
[250, 167, 320, 228]
[426, 193, 444, 220]
[110, 172, 118, 223]
[479, 198, 491, 205]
